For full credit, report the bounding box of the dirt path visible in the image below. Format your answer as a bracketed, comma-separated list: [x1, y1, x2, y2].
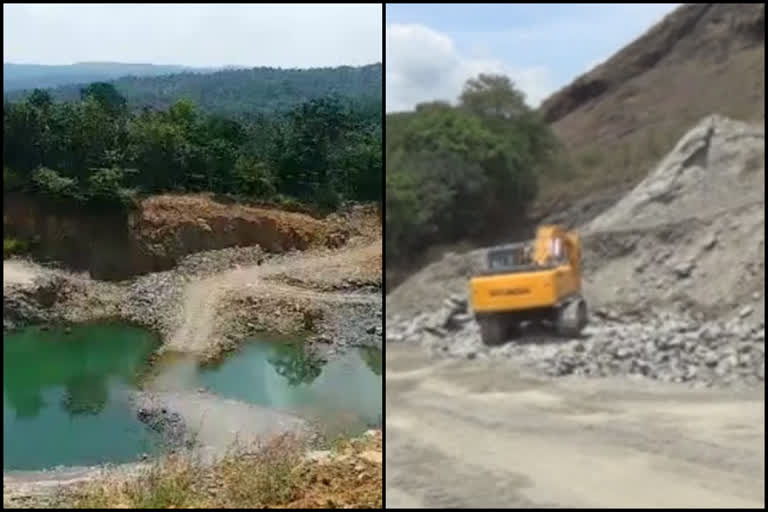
[166, 242, 380, 353]
[386, 344, 765, 509]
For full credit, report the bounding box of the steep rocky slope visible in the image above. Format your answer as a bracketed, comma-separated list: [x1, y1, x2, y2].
[535, 3, 764, 225]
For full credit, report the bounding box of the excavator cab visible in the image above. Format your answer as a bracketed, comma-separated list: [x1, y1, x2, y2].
[469, 225, 588, 345]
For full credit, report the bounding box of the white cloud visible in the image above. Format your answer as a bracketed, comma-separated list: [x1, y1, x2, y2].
[386, 4, 682, 112]
[3, 4, 382, 68]
[386, 23, 555, 113]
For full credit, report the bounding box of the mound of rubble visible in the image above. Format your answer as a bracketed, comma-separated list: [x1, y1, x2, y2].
[387, 295, 765, 388]
[3, 263, 123, 331]
[582, 115, 765, 321]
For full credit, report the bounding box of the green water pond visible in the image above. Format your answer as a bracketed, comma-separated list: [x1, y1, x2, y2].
[3, 324, 381, 470]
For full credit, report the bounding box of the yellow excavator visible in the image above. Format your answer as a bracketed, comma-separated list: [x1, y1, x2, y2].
[469, 225, 588, 345]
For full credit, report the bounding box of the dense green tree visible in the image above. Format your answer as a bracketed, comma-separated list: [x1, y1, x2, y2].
[4, 79, 382, 210]
[386, 73, 559, 268]
[28, 89, 53, 110]
[459, 74, 527, 120]
[80, 82, 128, 117]
[459, 73, 558, 175]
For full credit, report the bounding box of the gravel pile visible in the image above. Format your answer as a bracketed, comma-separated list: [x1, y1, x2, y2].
[218, 292, 383, 365]
[387, 294, 765, 388]
[580, 116, 765, 321]
[278, 275, 381, 294]
[120, 269, 185, 338]
[312, 300, 383, 351]
[3, 283, 52, 330]
[4, 273, 121, 330]
[176, 245, 267, 277]
[119, 245, 274, 339]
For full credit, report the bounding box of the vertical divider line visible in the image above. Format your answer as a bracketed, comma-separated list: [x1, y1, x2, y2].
[380, 2, 388, 509]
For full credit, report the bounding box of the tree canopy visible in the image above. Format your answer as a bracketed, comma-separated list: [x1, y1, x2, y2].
[386, 74, 559, 269]
[4, 82, 382, 211]
[4, 64, 383, 119]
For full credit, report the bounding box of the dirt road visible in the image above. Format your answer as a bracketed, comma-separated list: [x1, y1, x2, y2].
[166, 242, 380, 353]
[386, 344, 765, 508]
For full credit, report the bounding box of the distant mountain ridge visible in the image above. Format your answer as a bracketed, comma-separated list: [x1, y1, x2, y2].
[4, 62, 383, 116]
[3, 62, 222, 91]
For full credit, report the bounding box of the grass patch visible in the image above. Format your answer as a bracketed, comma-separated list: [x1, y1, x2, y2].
[58, 431, 382, 509]
[3, 238, 28, 259]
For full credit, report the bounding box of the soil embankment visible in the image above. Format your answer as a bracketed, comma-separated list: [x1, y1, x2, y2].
[3, 193, 352, 280]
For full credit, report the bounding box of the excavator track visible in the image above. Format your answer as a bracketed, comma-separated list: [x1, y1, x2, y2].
[555, 296, 589, 337]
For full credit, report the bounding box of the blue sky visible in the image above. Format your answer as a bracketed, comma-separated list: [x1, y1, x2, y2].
[386, 3, 680, 112]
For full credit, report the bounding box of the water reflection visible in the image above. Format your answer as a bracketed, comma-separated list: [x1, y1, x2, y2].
[4, 324, 161, 470]
[61, 375, 109, 416]
[267, 343, 326, 386]
[6, 389, 46, 419]
[359, 347, 382, 376]
[196, 339, 382, 436]
[3, 325, 158, 420]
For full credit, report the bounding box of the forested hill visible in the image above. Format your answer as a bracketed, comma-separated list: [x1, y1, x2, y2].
[4, 63, 383, 117]
[3, 62, 214, 92]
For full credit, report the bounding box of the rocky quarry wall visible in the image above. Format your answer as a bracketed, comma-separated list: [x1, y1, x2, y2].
[4, 194, 345, 280]
[386, 115, 765, 388]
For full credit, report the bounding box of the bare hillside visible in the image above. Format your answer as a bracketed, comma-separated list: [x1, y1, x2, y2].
[535, 3, 764, 225]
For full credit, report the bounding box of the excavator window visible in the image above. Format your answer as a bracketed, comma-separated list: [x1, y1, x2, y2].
[551, 237, 568, 266]
[487, 243, 533, 272]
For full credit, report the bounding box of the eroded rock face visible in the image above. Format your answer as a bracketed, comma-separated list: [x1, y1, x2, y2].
[3, 193, 357, 281]
[540, 4, 764, 126]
